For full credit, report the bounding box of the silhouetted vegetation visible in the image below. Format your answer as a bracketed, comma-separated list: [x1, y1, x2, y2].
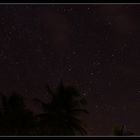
[0, 81, 135, 136]
[35, 81, 88, 136]
[113, 124, 134, 136]
[0, 81, 88, 136]
[0, 92, 36, 135]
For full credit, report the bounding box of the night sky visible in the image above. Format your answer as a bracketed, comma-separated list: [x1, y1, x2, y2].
[0, 4, 140, 135]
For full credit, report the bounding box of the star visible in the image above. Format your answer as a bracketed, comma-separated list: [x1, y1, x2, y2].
[68, 68, 72, 72]
[90, 72, 94, 76]
[72, 51, 77, 55]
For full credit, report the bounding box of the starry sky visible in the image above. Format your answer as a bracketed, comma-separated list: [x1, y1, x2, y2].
[0, 4, 140, 135]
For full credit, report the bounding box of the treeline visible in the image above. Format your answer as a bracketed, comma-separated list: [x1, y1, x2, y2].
[0, 81, 135, 136]
[0, 81, 88, 136]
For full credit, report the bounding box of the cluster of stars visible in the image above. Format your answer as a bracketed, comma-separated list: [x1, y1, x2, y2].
[0, 5, 139, 135]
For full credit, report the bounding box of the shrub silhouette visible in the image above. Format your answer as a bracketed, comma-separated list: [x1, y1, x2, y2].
[0, 92, 35, 135]
[113, 124, 134, 136]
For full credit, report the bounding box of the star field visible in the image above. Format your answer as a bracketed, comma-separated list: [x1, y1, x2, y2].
[0, 4, 140, 135]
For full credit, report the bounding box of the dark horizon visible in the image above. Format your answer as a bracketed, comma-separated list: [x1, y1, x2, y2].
[0, 4, 139, 135]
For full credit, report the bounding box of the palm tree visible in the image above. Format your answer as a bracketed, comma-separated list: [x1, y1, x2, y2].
[0, 92, 36, 135]
[34, 81, 88, 136]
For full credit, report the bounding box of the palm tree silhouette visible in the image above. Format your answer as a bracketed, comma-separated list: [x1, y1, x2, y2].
[0, 92, 35, 135]
[35, 81, 88, 136]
